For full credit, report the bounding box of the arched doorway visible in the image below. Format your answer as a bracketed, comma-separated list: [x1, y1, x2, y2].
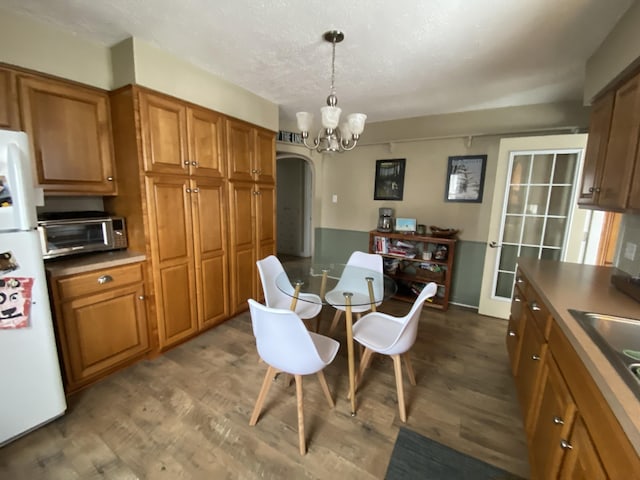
[275, 153, 314, 258]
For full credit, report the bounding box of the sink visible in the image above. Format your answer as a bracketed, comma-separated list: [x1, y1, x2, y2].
[568, 310, 640, 399]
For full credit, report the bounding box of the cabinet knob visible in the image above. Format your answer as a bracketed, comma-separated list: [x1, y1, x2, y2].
[184, 160, 190, 166]
[516, 277, 524, 284]
[186, 187, 191, 193]
[191, 161, 198, 167]
[138, 295, 145, 300]
[553, 416, 564, 425]
[508, 330, 517, 337]
[560, 439, 573, 450]
[107, 176, 114, 181]
[531, 354, 541, 361]
[530, 302, 541, 311]
[192, 187, 200, 193]
[513, 295, 521, 302]
[98, 275, 113, 285]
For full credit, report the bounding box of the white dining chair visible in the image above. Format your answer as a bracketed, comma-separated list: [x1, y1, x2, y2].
[352, 282, 437, 422]
[256, 255, 323, 331]
[325, 251, 384, 335]
[247, 299, 339, 455]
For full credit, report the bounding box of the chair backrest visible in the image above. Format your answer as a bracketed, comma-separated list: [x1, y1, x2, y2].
[334, 251, 384, 298]
[256, 255, 293, 306]
[248, 299, 327, 375]
[385, 282, 438, 355]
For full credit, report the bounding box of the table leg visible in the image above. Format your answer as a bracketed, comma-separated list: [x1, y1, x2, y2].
[343, 292, 356, 416]
[320, 269, 329, 301]
[365, 276, 376, 312]
[290, 281, 302, 311]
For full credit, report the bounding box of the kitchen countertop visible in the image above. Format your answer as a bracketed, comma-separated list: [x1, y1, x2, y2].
[45, 250, 146, 277]
[517, 258, 640, 456]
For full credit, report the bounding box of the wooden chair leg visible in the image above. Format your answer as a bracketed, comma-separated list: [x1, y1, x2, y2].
[392, 354, 407, 422]
[327, 310, 343, 335]
[316, 370, 334, 408]
[402, 352, 417, 386]
[314, 316, 320, 333]
[250, 365, 276, 426]
[357, 348, 374, 388]
[295, 374, 306, 455]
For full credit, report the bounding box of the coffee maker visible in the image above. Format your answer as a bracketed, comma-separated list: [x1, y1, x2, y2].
[377, 208, 394, 232]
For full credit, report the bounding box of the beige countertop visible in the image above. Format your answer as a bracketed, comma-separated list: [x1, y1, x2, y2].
[45, 250, 146, 277]
[517, 258, 640, 456]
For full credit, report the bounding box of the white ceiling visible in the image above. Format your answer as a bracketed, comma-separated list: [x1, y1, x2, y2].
[1, 0, 634, 125]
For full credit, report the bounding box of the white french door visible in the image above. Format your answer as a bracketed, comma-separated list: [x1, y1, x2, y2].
[478, 135, 588, 319]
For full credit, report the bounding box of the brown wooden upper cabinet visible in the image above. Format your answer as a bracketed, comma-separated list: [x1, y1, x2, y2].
[226, 117, 275, 183]
[0, 67, 19, 130]
[139, 90, 225, 178]
[579, 69, 640, 211]
[17, 74, 117, 195]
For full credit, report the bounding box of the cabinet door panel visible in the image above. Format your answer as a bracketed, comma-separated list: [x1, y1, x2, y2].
[514, 311, 548, 434]
[226, 119, 254, 181]
[18, 75, 116, 194]
[61, 284, 148, 385]
[139, 92, 188, 175]
[598, 73, 640, 209]
[228, 181, 257, 313]
[193, 178, 228, 328]
[255, 128, 275, 183]
[188, 106, 225, 177]
[506, 287, 524, 375]
[257, 183, 276, 253]
[530, 355, 576, 480]
[147, 177, 193, 262]
[0, 68, 19, 130]
[558, 415, 606, 479]
[157, 262, 198, 343]
[578, 92, 614, 206]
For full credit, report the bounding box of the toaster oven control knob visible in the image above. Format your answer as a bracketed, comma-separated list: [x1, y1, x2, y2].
[98, 275, 113, 285]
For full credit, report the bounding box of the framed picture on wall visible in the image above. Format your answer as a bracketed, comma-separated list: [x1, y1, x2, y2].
[445, 155, 487, 203]
[374, 158, 406, 200]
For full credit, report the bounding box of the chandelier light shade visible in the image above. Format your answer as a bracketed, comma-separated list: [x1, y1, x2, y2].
[296, 30, 367, 153]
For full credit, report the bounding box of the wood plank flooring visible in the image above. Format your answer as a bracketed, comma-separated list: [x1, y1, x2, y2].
[0, 300, 530, 479]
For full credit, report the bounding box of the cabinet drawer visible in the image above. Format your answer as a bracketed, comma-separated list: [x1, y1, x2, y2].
[57, 262, 144, 300]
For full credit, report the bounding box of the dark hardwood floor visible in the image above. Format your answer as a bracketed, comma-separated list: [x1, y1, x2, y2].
[0, 286, 530, 478]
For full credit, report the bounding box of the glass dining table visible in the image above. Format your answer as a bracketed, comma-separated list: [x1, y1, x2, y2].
[275, 263, 397, 415]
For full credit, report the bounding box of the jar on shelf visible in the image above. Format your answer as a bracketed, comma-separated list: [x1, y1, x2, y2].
[434, 245, 448, 260]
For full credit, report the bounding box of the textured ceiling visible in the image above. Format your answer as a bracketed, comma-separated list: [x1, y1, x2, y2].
[1, 0, 634, 125]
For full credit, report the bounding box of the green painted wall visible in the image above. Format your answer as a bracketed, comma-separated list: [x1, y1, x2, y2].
[314, 228, 486, 308]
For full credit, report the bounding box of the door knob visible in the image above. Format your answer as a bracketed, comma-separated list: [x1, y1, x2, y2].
[489, 241, 501, 248]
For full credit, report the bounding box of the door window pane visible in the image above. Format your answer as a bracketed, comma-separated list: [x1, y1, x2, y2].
[511, 155, 531, 184]
[553, 153, 578, 184]
[543, 217, 567, 247]
[499, 244, 518, 272]
[548, 186, 572, 216]
[523, 216, 544, 245]
[503, 215, 523, 243]
[541, 248, 562, 261]
[496, 272, 515, 298]
[507, 185, 528, 214]
[531, 154, 554, 183]
[520, 246, 540, 259]
[527, 186, 549, 215]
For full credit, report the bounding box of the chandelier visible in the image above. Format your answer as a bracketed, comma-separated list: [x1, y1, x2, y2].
[296, 30, 367, 153]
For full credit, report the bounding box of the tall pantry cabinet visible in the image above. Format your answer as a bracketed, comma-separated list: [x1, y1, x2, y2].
[226, 118, 276, 314]
[107, 86, 232, 351]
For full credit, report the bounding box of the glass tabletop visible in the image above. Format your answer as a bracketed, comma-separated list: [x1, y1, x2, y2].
[275, 263, 397, 307]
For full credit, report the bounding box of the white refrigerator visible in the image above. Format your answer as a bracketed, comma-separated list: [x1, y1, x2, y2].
[0, 129, 66, 446]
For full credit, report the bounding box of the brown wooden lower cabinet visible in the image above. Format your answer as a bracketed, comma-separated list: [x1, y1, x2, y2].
[507, 267, 640, 478]
[51, 262, 150, 394]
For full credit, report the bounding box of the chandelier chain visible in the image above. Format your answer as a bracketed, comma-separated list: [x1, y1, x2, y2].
[330, 38, 336, 95]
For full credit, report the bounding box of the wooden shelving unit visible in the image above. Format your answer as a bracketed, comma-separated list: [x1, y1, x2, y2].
[369, 230, 456, 310]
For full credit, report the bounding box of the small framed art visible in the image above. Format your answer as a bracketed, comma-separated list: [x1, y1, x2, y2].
[445, 155, 487, 203]
[374, 158, 406, 201]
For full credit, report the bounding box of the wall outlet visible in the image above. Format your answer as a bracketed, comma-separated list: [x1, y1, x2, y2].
[624, 242, 637, 261]
[332, 194, 338, 203]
